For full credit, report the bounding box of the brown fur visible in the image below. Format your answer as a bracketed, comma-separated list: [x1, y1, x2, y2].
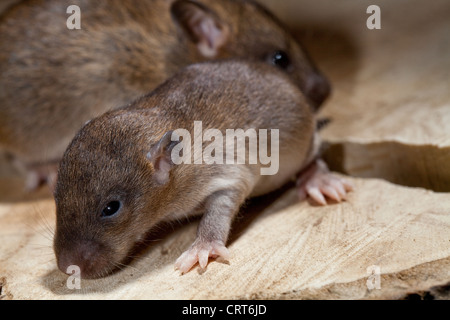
[0, 0, 329, 169]
[53, 60, 316, 278]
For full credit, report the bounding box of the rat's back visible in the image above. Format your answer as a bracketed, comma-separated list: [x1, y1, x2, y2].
[132, 60, 313, 135]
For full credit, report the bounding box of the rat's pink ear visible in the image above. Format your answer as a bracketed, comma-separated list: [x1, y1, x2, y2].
[147, 131, 177, 185]
[171, 0, 230, 58]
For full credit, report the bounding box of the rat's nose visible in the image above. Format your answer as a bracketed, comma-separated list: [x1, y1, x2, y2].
[56, 240, 110, 279]
[305, 72, 331, 111]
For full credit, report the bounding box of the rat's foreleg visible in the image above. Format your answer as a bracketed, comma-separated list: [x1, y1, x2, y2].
[175, 189, 244, 274]
[11, 157, 59, 191]
[297, 159, 353, 205]
[25, 163, 58, 191]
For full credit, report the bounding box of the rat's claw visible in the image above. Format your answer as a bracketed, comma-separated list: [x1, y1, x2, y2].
[330, 180, 347, 199]
[321, 185, 341, 202]
[175, 240, 229, 274]
[175, 250, 198, 274]
[297, 159, 353, 206]
[306, 187, 327, 205]
[303, 174, 351, 205]
[341, 179, 354, 191]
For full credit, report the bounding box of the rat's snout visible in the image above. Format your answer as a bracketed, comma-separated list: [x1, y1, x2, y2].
[305, 72, 331, 111]
[56, 240, 111, 279]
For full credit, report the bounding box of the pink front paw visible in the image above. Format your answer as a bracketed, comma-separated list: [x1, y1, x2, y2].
[25, 164, 58, 191]
[297, 159, 353, 205]
[175, 239, 230, 274]
[25, 169, 57, 191]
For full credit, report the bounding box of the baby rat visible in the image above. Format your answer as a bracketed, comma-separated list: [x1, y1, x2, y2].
[53, 60, 350, 278]
[0, 0, 330, 189]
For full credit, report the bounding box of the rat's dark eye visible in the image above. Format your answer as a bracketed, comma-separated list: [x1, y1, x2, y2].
[102, 201, 122, 217]
[271, 50, 291, 70]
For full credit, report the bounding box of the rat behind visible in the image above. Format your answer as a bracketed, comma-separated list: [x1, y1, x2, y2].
[0, 0, 330, 189]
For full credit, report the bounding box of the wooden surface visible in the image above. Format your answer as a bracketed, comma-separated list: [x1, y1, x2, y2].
[1, 0, 450, 300]
[1, 177, 449, 300]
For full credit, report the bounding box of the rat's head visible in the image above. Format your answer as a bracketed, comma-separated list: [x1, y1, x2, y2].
[53, 114, 177, 279]
[170, 0, 331, 110]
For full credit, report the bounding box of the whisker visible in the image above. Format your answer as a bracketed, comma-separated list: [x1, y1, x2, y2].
[40, 257, 57, 265]
[25, 205, 55, 243]
[28, 243, 52, 249]
[33, 204, 55, 237]
[115, 261, 141, 274]
[30, 229, 53, 242]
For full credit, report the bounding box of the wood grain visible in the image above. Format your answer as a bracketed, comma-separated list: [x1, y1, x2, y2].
[0, 178, 449, 299]
[1, 0, 449, 300]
